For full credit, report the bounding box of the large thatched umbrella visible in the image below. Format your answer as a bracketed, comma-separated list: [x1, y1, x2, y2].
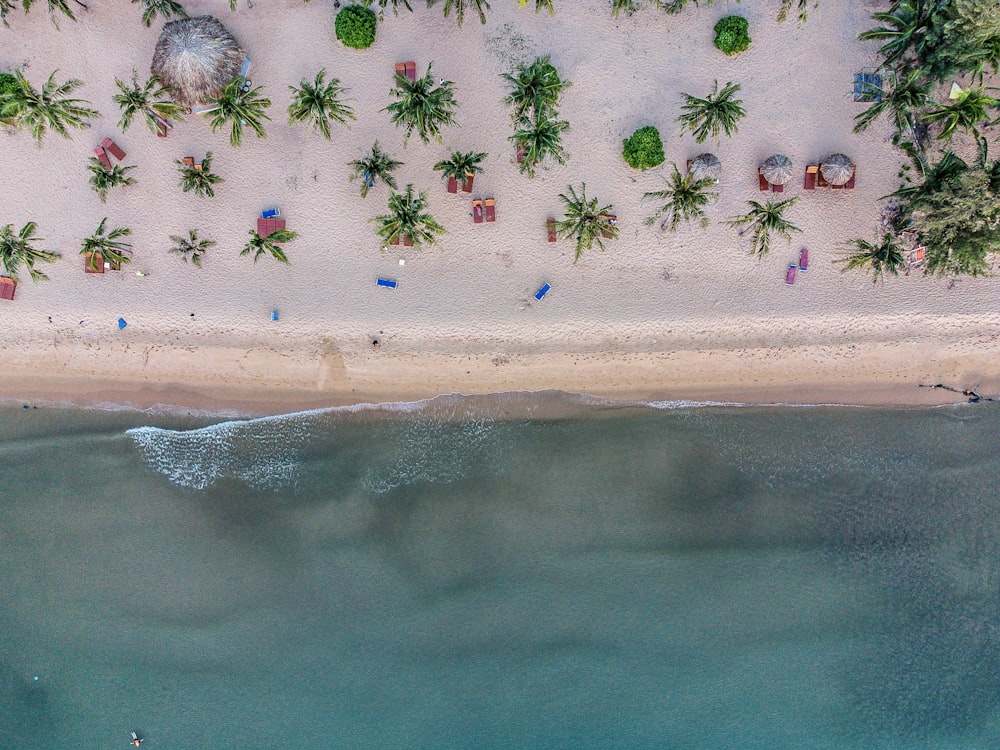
[151, 16, 243, 109]
[821, 153, 855, 186]
[761, 154, 792, 186]
[689, 153, 721, 181]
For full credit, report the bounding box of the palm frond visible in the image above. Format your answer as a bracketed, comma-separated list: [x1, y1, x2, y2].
[287, 69, 355, 140]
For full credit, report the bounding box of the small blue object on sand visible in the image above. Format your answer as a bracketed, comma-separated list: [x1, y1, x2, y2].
[271, 310, 279, 321]
[534, 283, 551, 301]
[377, 278, 397, 289]
[117, 317, 127, 330]
[261, 208, 280, 219]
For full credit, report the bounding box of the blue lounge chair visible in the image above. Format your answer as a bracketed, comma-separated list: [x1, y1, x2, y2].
[377, 277, 398, 289]
[271, 310, 279, 321]
[261, 207, 280, 219]
[239, 56, 252, 79]
[853, 71, 882, 102]
[534, 283, 551, 301]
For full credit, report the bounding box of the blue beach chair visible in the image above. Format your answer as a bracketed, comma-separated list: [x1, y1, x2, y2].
[261, 207, 280, 219]
[534, 283, 551, 301]
[377, 277, 398, 290]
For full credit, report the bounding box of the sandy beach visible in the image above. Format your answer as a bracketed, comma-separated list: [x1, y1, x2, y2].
[1, 0, 998, 414]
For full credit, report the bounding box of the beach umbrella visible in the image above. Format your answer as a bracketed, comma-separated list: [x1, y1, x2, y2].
[688, 153, 721, 180]
[821, 153, 855, 186]
[151, 16, 243, 109]
[761, 154, 792, 185]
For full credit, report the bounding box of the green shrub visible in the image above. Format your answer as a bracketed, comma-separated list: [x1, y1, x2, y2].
[0, 72, 18, 99]
[714, 15, 751, 56]
[622, 126, 665, 170]
[335, 4, 377, 50]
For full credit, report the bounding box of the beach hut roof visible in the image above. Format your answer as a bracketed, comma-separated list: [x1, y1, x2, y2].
[761, 154, 792, 185]
[151, 16, 243, 108]
[821, 153, 855, 186]
[689, 153, 721, 180]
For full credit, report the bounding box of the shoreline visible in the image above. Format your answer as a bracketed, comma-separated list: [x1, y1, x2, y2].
[2, 329, 996, 416]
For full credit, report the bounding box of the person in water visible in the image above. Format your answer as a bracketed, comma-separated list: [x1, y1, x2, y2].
[130, 731, 143, 746]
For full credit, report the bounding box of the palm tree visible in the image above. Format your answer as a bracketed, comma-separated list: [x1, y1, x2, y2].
[349, 141, 403, 198]
[555, 183, 617, 262]
[366, 0, 414, 16]
[857, 0, 942, 67]
[0, 70, 97, 143]
[113, 70, 185, 134]
[726, 197, 801, 257]
[241, 228, 297, 264]
[384, 63, 458, 145]
[778, 0, 812, 23]
[677, 80, 745, 144]
[509, 111, 569, 177]
[853, 68, 932, 143]
[921, 86, 999, 140]
[87, 158, 137, 203]
[0, 221, 57, 282]
[643, 165, 719, 231]
[206, 78, 272, 147]
[524, 0, 555, 14]
[502, 55, 570, 123]
[20, 0, 86, 25]
[371, 184, 445, 248]
[177, 152, 223, 198]
[433, 150, 487, 190]
[287, 70, 355, 140]
[168, 229, 215, 268]
[836, 233, 906, 283]
[131, 0, 187, 27]
[426, 0, 490, 26]
[80, 218, 132, 271]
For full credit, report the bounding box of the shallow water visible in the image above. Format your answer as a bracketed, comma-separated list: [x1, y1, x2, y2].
[2, 395, 999, 749]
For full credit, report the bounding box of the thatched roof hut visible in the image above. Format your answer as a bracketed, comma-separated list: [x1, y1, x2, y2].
[761, 154, 792, 186]
[689, 153, 721, 181]
[151, 16, 243, 108]
[821, 153, 855, 186]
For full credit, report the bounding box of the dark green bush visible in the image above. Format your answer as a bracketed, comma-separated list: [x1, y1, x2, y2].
[622, 126, 665, 170]
[714, 15, 751, 56]
[0, 72, 18, 99]
[335, 4, 377, 50]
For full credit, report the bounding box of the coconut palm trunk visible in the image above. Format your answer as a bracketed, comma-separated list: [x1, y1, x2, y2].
[206, 78, 272, 147]
[555, 183, 617, 262]
[372, 184, 445, 248]
[384, 63, 458, 145]
[426, 0, 490, 26]
[113, 70, 186, 134]
[241, 228, 297, 264]
[727, 198, 801, 257]
[80, 218, 132, 271]
[643, 165, 718, 231]
[349, 141, 403, 198]
[87, 158, 137, 203]
[287, 70, 355, 140]
[0, 222, 58, 282]
[433, 150, 486, 193]
[836, 233, 906, 283]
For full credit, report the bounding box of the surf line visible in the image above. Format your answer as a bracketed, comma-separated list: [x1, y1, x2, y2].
[919, 383, 996, 403]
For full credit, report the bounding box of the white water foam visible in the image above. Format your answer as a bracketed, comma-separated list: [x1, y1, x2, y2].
[127, 411, 318, 491]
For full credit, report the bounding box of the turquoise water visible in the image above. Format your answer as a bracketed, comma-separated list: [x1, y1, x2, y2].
[2, 395, 999, 749]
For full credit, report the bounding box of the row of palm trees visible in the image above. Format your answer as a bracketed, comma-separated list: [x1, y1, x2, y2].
[0, 216, 300, 281]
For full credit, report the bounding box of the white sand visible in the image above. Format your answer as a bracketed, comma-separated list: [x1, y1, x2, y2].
[0, 0, 998, 413]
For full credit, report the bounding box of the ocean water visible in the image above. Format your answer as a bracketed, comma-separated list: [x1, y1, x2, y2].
[1, 394, 999, 749]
